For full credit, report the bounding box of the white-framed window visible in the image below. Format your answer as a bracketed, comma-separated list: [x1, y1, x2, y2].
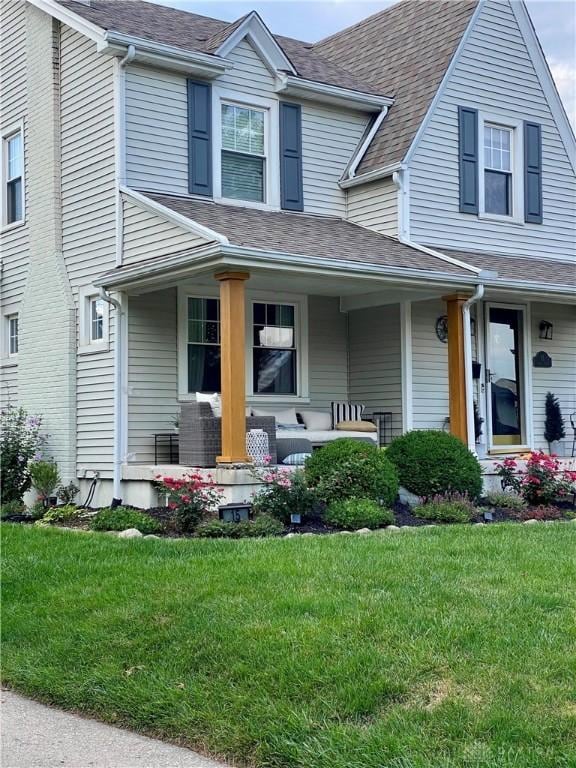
[483, 125, 512, 216]
[7, 314, 18, 357]
[178, 288, 307, 401]
[2, 123, 24, 227]
[251, 302, 297, 396]
[212, 89, 279, 210]
[221, 103, 266, 203]
[478, 113, 523, 222]
[79, 287, 109, 353]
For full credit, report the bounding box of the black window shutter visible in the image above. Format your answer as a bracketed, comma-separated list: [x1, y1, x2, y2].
[458, 106, 479, 214]
[280, 102, 304, 211]
[188, 80, 212, 196]
[524, 121, 542, 223]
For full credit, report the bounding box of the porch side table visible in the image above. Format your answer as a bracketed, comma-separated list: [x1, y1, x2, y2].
[154, 433, 179, 464]
[370, 412, 393, 447]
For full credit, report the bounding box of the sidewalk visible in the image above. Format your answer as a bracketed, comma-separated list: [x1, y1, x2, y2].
[1, 690, 231, 768]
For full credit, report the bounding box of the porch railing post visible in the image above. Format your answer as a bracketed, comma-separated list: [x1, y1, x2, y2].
[442, 293, 471, 444]
[215, 271, 251, 464]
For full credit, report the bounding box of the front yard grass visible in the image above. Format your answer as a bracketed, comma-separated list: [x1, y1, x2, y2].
[2, 523, 576, 768]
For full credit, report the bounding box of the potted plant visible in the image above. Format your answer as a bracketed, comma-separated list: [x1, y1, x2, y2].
[544, 392, 565, 454]
[29, 459, 61, 507]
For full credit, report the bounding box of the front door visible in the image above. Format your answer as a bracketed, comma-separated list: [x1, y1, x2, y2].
[485, 305, 526, 450]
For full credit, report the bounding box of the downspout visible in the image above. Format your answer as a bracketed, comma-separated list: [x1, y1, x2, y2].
[463, 285, 484, 453]
[99, 286, 125, 504]
[114, 44, 136, 267]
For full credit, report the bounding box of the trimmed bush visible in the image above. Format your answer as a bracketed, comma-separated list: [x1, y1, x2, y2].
[386, 430, 482, 500]
[40, 504, 80, 524]
[484, 491, 526, 511]
[415, 493, 476, 523]
[90, 507, 161, 534]
[324, 498, 394, 530]
[252, 469, 316, 524]
[0, 500, 26, 518]
[305, 439, 399, 506]
[196, 516, 284, 539]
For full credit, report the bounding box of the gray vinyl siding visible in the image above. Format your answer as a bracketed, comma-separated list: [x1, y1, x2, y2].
[411, 299, 449, 430]
[1, 0, 29, 393]
[409, 0, 576, 261]
[308, 296, 348, 408]
[124, 38, 369, 216]
[122, 197, 211, 265]
[302, 105, 368, 217]
[531, 302, 576, 454]
[348, 304, 403, 436]
[346, 178, 398, 234]
[128, 289, 178, 463]
[60, 25, 116, 476]
[125, 66, 188, 195]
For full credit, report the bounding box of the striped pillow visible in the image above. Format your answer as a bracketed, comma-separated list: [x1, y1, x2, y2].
[331, 402, 365, 428]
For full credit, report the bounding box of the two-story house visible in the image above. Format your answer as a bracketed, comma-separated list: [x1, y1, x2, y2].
[1, 0, 574, 507]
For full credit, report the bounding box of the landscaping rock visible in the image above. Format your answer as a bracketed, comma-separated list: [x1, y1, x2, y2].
[302, 532, 315, 537]
[398, 487, 421, 508]
[385, 525, 401, 532]
[523, 519, 539, 525]
[355, 528, 372, 534]
[569, 518, 576, 524]
[144, 534, 160, 539]
[117, 528, 144, 538]
[339, 530, 352, 535]
[285, 532, 297, 538]
[474, 522, 486, 526]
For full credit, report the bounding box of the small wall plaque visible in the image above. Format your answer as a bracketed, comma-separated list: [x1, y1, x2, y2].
[533, 351, 552, 368]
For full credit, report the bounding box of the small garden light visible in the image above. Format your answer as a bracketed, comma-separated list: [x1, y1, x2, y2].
[290, 513, 302, 524]
[483, 510, 494, 522]
[539, 320, 553, 340]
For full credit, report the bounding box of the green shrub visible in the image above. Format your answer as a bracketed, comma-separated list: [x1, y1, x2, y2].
[305, 439, 399, 506]
[90, 507, 161, 534]
[28, 501, 47, 520]
[57, 482, 80, 505]
[40, 504, 80, 524]
[196, 515, 284, 539]
[386, 430, 483, 500]
[0, 500, 26, 518]
[415, 493, 476, 523]
[155, 473, 223, 533]
[252, 469, 316, 524]
[484, 491, 526, 511]
[29, 460, 61, 501]
[324, 498, 395, 530]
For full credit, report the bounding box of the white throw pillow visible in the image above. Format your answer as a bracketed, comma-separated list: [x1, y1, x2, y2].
[196, 392, 221, 417]
[282, 452, 312, 466]
[299, 411, 332, 431]
[251, 406, 298, 424]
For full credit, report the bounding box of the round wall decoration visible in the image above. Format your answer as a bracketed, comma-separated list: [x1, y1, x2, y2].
[435, 315, 449, 343]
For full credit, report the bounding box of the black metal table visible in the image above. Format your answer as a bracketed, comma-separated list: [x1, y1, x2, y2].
[154, 433, 179, 464]
[370, 412, 393, 447]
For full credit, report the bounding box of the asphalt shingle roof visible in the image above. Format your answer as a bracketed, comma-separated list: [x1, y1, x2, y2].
[146, 193, 472, 277]
[314, 0, 478, 172]
[57, 0, 386, 96]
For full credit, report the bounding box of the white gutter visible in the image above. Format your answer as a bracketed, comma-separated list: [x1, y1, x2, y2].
[114, 46, 136, 268]
[99, 287, 126, 503]
[346, 107, 389, 181]
[340, 162, 401, 189]
[275, 73, 393, 111]
[463, 284, 484, 453]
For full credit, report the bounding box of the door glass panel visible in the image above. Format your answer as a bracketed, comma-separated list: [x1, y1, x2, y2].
[488, 307, 523, 446]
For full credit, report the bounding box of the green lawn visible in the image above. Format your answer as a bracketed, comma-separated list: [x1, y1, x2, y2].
[2, 523, 576, 768]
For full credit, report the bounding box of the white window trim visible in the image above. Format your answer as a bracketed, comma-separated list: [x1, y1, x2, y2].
[2, 312, 19, 364]
[177, 286, 309, 403]
[78, 286, 109, 354]
[478, 111, 524, 225]
[212, 87, 280, 211]
[1, 119, 25, 231]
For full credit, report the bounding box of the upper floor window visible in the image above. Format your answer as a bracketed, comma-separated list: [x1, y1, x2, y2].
[221, 103, 266, 203]
[484, 125, 512, 216]
[2, 126, 24, 226]
[7, 314, 18, 357]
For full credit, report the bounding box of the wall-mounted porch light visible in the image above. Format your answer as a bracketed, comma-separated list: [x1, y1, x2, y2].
[539, 320, 553, 340]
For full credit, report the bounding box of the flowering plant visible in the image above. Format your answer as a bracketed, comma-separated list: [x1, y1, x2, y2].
[1, 407, 45, 504]
[495, 451, 576, 506]
[156, 472, 224, 532]
[251, 459, 316, 524]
